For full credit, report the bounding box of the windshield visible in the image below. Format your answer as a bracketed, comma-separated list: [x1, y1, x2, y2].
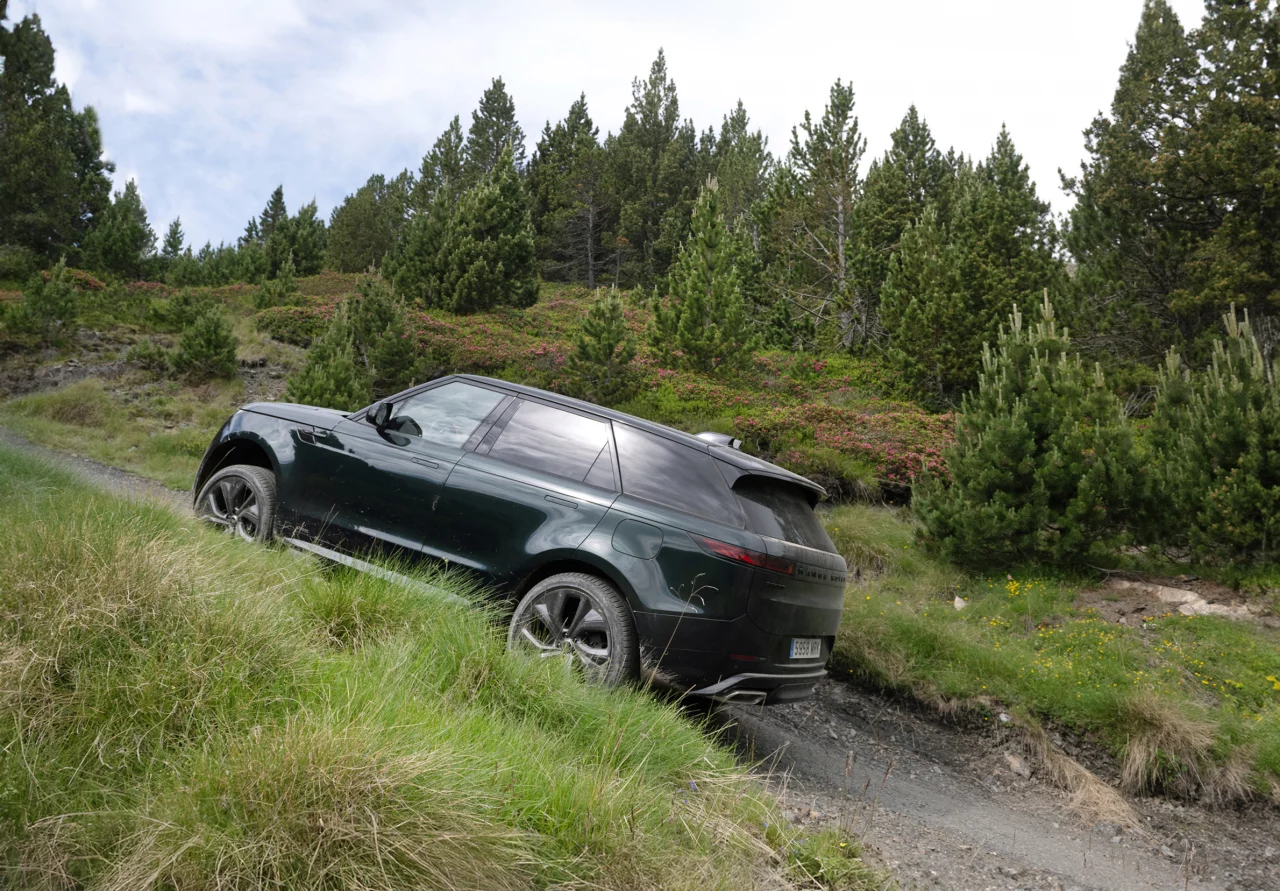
[732, 476, 835, 552]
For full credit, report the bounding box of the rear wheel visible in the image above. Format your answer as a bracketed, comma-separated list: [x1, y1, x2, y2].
[507, 572, 639, 686]
[195, 464, 277, 543]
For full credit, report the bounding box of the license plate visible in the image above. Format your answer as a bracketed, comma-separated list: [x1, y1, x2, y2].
[790, 637, 821, 660]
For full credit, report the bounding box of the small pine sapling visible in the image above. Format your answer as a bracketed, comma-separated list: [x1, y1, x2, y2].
[564, 288, 638, 405]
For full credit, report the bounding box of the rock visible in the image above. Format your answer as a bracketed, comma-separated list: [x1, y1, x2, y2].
[999, 866, 1021, 877]
[1003, 753, 1031, 778]
[953, 596, 966, 610]
[1161, 845, 1177, 859]
[997, 712, 1011, 724]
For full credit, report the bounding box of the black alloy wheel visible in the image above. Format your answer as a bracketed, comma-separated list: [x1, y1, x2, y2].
[195, 464, 278, 543]
[507, 572, 638, 686]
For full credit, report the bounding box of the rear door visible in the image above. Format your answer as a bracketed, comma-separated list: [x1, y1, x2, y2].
[432, 398, 618, 581]
[300, 381, 509, 556]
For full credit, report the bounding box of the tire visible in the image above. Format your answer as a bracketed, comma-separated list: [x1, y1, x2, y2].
[507, 572, 639, 686]
[195, 464, 278, 543]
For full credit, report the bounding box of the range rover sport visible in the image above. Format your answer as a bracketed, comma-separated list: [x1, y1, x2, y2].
[192, 374, 847, 704]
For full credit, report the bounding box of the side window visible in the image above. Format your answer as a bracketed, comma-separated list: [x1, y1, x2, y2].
[487, 400, 613, 484]
[613, 425, 743, 525]
[389, 382, 505, 448]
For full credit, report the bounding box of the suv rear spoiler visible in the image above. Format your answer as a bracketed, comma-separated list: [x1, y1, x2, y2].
[709, 445, 827, 502]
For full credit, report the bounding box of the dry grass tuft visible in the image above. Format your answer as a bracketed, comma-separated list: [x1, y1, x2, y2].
[1115, 692, 1215, 797]
[1020, 723, 1140, 830]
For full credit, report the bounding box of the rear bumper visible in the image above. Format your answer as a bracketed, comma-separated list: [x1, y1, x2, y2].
[633, 610, 834, 705]
[688, 668, 827, 704]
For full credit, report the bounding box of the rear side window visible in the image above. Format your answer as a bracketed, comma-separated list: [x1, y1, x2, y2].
[488, 400, 613, 483]
[614, 425, 742, 524]
[733, 476, 835, 552]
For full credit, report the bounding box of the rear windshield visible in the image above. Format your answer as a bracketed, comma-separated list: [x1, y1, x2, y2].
[732, 476, 835, 552]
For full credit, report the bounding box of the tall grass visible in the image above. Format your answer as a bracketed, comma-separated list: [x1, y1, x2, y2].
[0, 445, 880, 890]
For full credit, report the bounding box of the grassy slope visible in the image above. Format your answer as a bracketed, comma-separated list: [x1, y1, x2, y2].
[0, 444, 884, 890]
[823, 504, 1280, 802]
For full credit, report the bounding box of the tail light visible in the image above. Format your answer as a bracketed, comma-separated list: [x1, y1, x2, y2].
[693, 534, 794, 575]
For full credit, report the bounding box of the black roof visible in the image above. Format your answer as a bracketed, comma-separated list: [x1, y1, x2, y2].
[452, 374, 826, 498]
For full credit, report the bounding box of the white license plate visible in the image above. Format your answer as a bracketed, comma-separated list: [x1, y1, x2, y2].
[789, 637, 821, 660]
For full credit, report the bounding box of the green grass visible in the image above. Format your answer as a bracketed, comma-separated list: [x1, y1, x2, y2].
[0, 444, 883, 890]
[825, 503, 1280, 802]
[0, 377, 240, 489]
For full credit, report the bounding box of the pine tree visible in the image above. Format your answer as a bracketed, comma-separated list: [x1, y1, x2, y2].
[414, 116, 467, 207]
[564, 289, 637, 404]
[82, 179, 157, 280]
[464, 77, 527, 184]
[0, 7, 113, 261]
[772, 79, 867, 344]
[1065, 0, 1280, 362]
[287, 200, 327, 274]
[161, 218, 185, 261]
[171, 310, 239, 381]
[882, 129, 1064, 400]
[10, 255, 77, 337]
[259, 186, 287, 240]
[528, 95, 610, 287]
[1147, 308, 1280, 563]
[437, 146, 538, 313]
[651, 180, 760, 373]
[914, 295, 1141, 566]
[848, 106, 957, 340]
[607, 50, 700, 284]
[346, 274, 423, 397]
[255, 250, 298, 309]
[385, 185, 451, 306]
[283, 303, 372, 411]
[326, 171, 412, 272]
[713, 100, 773, 228]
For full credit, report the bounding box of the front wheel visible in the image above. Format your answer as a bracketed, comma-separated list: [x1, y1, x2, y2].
[507, 572, 639, 686]
[195, 464, 278, 543]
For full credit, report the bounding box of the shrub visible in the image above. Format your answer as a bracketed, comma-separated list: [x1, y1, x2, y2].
[125, 337, 172, 374]
[562, 289, 638, 404]
[172, 311, 239, 381]
[7, 258, 78, 338]
[0, 243, 40, 282]
[1147, 308, 1280, 563]
[914, 294, 1142, 566]
[284, 303, 373, 411]
[255, 303, 331, 346]
[145, 286, 216, 332]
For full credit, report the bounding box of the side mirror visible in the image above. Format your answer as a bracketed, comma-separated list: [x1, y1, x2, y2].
[367, 400, 392, 428]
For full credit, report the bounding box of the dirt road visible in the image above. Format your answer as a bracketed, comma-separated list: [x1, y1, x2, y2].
[4, 427, 1275, 891]
[717, 680, 1277, 890]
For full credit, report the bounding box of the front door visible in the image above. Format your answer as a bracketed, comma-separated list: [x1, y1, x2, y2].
[299, 381, 509, 558]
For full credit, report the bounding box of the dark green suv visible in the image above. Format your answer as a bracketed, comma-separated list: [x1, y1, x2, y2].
[193, 374, 847, 703]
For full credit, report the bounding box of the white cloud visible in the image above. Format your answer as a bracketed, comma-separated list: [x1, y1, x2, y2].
[12, 0, 1208, 248]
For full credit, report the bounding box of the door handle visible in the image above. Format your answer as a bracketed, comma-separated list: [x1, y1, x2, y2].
[412, 457, 440, 469]
[297, 429, 316, 444]
[545, 494, 577, 509]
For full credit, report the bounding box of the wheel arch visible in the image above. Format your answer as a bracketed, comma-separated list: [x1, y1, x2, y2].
[516, 554, 638, 610]
[193, 435, 277, 498]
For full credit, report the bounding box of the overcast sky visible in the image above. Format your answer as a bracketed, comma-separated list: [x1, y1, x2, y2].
[14, 0, 1207, 249]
